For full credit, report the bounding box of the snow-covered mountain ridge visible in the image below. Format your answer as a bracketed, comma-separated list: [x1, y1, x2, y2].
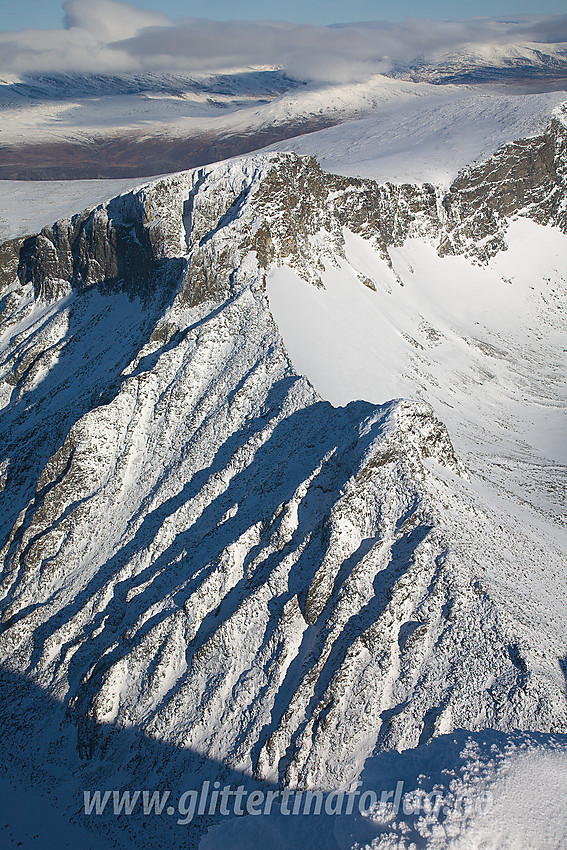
[0, 69, 298, 105]
[0, 110, 566, 846]
[8, 101, 566, 302]
[391, 40, 567, 85]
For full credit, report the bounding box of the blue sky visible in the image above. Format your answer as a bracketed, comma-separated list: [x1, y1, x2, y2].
[3, 0, 567, 30]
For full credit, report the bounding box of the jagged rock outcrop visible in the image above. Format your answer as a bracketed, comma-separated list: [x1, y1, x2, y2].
[0, 110, 566, 822]
[443, 106, 567, 256]
[12, 105, 567, 308]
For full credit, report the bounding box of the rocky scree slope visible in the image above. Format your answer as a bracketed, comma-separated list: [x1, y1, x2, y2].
[0, 111, 566, 796]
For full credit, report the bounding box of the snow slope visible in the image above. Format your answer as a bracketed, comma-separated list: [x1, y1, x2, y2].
[1, 40, 566, 150]
[266, 89, 567, 184]
[0, 73, 458, 148]
[391, 39, 567, 85]
[268, 220, 567, 518]
[1, 88, 565, 243]
[201, 731, 567, 849]
[1, 35, 566, 179]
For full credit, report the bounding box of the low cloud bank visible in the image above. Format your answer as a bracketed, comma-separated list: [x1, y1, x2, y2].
[1, 0, 566, 83]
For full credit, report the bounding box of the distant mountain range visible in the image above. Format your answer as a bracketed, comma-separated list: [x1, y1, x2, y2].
[1, 38, 566, 179]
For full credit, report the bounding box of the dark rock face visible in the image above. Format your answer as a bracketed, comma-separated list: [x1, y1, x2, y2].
[240, 111, 567, 281]
[0, 237, 24, 295]
[16, 191, 185, 304]
[247, 156, 442, 280]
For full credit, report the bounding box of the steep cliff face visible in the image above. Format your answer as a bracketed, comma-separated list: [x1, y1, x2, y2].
[15, 181, 187, 303]
[0, 114, 566, 823]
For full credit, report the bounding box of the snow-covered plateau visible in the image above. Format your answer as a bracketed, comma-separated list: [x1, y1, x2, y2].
[0, 101, 566, 849]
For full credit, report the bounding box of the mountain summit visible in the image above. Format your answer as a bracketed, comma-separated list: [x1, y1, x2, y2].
[1, 110, 566, 847]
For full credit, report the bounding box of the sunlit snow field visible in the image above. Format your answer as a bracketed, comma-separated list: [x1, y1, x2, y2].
[268, 221, 567, 516]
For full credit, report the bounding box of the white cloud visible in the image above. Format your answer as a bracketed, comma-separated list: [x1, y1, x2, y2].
[0, 0, 566, 82]
[63, 0, 170, 41]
